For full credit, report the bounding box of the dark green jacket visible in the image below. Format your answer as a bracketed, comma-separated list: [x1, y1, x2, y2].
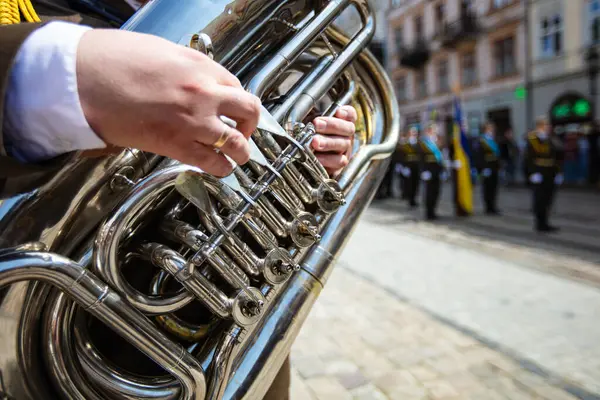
[0, 1, 127, 197]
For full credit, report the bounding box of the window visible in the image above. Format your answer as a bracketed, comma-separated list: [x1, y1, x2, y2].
[492, 0, 513, 9]
[438, 60, 449, 93]
[461, 0, 475, 16]
[540, 15, 562, 58]
[435, 3, 445, 26]
[467, 112, 481, 137]
[591, 0, 600, 44]
[415, 15, 424, 41]
[493, 36, 516, 77]
[461, 51, 477, 86]
[416, 68, 427, 98]
[396, 76, 407, 102]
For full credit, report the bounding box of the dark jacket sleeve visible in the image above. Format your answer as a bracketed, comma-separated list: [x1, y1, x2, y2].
[0, 23, 78, 197]
[524, 137, 535, 176]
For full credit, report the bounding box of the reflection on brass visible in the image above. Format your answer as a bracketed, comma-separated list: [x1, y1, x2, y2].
[0, 0, 400, 399]
[151, 271, 215, 342]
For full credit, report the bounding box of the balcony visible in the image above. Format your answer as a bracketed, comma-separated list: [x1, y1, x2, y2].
[398, 38, 430, 69]
[435, 13, 479, 49]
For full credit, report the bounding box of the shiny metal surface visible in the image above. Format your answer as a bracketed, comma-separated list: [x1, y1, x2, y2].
[0, 250, 206, 400]
[0, 0, 399, 398]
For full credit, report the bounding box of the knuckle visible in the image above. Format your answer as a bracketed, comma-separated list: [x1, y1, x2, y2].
[317, 137, 330, 150]
[248, 95, 261, 118]
[221, 159, 235, 176]
[229, 133, 250, 162]
[181, 78, 212, 98]
[347, 107, 358, 122]
[210, 159, 232, 177]
[230, 75, 242, 88]
[204, 120, 223, 140]
[310, 136, 321, 150]
[229, 131, 247, 151]
[345, 121, 356, 135]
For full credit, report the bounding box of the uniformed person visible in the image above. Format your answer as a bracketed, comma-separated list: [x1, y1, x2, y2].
[477, 122, 502, 215]
[376, 137, 399, 199]
[525, 117, 563, 232]
[396, 130, 409, 200]
[398, 126, 421, 207]
[419, 123, 444, 220]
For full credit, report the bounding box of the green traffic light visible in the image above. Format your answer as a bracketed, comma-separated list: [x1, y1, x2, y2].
[552, 104, 571, 118]
[573, 99, 591, 116]
[514, 86, 526, 100]
[552, 99, 592, 119]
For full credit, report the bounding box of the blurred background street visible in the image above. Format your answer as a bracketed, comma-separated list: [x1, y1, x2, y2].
[289, 183, 600, 400]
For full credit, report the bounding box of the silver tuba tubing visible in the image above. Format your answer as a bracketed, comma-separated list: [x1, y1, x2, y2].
[0, 250, 206, 400]
[225, 28, 400, 400]
[0, 0, 400, 399]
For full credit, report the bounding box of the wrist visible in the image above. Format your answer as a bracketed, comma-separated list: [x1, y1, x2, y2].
[76, 29, 107, 145]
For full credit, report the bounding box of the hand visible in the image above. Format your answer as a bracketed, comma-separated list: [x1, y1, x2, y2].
[421, 171, 432, 181]
[76, 29, 260, 177]
[529, 173, 543, 184]
[482, 168, 492, 177]
[310, 105, 357, 177]
[453, 160, 462, 169]
[402, 167, 411, 177]
[554, 173, 564, 185]
[394, 164, 404, 174]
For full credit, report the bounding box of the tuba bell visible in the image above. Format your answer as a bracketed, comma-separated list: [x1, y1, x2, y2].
[0, 0, 399, 398]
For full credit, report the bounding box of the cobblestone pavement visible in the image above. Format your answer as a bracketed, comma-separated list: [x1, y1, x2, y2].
[290, 187, 600, 399]
[290, 268, 578, 400]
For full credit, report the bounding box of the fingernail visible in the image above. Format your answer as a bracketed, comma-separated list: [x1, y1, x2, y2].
[338, 109, 348, 118]
[315, 119, 326, 131]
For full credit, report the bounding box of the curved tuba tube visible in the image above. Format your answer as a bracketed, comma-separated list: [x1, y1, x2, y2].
[0, 0, 399, 399]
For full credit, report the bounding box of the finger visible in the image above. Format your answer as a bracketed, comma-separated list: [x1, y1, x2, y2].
[210, 61, 243, 88]
[186, 49, 242, 88]
[176, 141, 235, 177]
[216, 86, 261, 138]
[335, 105, 358, 123]
[313, 117, 355, 137]
[344, 136, 354, 158]
[316, 153, 349, 170]
[311, 134, 352, 154]
[329, 167, 344, 178]
[198, 120, 250, 166]
[216, 123, 251, 165]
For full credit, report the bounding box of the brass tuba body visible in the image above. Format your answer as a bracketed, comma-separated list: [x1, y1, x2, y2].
[0, 0, 399, 399]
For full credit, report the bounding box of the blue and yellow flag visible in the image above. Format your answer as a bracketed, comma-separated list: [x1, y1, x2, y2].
[451, 95, 473, 215]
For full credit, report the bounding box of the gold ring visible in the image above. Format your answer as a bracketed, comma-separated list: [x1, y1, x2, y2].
[213, 128, 229, 149]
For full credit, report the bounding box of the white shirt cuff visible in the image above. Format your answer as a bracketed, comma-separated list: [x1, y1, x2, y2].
[3, 21, 106, 163]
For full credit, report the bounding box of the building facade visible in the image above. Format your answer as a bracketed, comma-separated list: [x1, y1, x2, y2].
[529, 0, 600, 184]
[387, 0, 526, 141]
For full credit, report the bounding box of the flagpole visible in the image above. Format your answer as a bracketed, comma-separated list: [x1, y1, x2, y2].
[450, 83, 474, 217]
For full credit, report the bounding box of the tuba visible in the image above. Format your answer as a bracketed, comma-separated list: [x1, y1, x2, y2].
[0, 0, 399, 398]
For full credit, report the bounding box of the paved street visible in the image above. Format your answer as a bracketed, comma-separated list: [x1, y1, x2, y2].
[290, 185, 600, 399]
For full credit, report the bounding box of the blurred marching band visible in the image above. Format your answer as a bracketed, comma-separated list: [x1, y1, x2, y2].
[378, 94, 564, 233]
